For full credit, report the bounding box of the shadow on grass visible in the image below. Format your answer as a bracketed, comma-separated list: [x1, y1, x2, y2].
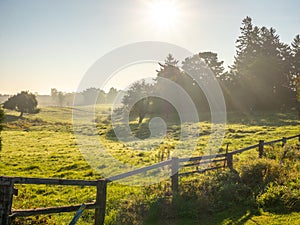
[105, 119, 182, 141]
[144, 206, 261, 225]
[226, 111, 299, 126]
[4, 114, 21, 122]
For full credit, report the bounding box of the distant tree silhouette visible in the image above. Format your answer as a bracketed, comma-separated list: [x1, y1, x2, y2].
[106, 87, 118, 104]
[51, 88, 67, 106]
[3, 91, 39, 118]
[81, 87, 100, 105]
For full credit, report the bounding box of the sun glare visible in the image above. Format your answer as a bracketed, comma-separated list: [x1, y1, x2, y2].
[146, 0, 180, 30]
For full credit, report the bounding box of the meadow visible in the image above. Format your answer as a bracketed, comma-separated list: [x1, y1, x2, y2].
[0, 106, 299, 224]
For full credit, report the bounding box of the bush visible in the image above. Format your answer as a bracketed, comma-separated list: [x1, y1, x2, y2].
[240, 158, 283, 192]
[256, 183, 287, 212]
[196, 170, 254, 211]
[257, 181, 300, 212]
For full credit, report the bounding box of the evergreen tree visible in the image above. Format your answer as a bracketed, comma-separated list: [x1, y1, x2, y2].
[0, 107, 4, 150]
[290, 35, 300, 87]
[290, 35, 300, 116]
[230, 17, 295, 111]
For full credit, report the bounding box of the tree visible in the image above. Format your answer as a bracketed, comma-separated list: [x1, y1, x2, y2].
[97, 90, 106, 104]
[81, 87, 100, 105]
[290, 35, 300, 117]
[230, 17, 295, 111]
[106, 87, 118, 104]
[0, 107, 4, 150]
[3, 91, 39, 118]
[121, 80, 154, 124]
[198, 52, 225, 78]
[290, 35, 300, 90]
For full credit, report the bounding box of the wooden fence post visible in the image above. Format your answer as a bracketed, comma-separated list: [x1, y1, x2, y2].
[94, 179, 107, 225]
[171, 157, 179, 194]
[282, 137, 287, 147]
[258, 140, 264, 158]
[226, 153, 233, 170]
[0, 177, 14, 225]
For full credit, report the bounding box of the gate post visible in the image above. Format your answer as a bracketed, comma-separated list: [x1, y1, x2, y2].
[258, 140, 264, 158]
[0, 177, 15, 225]
[94, 179, 107, 225]
[282, 137, 287, 147]
[171, 157, 179, 194]
[226, 153, 233, 170]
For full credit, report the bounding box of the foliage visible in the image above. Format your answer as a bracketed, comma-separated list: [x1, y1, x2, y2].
[257, 180, 300, 213]
[3, 91, 39, 118]
[240, 158, 283, 192]
[121, 80, 154, 124]
[198, 52, 225, 78]
[50, 88, 75, 106]
[229, 17, 297, 111]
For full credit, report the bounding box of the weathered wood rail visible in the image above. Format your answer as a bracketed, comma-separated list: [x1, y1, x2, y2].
[0, 134, 299, 225]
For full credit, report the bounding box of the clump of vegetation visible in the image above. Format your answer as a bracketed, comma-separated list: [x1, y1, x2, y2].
[240, 158, 283, 193]
[111, 143, 300, 224]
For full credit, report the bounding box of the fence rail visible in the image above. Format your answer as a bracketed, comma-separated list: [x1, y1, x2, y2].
[8, 177, 98, 186]
[1, 134, 299, 225]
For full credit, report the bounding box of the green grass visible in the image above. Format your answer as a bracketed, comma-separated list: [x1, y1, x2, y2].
[0, 106, 299, 224]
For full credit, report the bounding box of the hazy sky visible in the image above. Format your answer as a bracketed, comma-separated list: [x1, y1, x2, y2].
[1, 0, 299, 95]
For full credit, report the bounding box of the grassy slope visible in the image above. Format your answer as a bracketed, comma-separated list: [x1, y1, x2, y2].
[0, 106, 299, 224]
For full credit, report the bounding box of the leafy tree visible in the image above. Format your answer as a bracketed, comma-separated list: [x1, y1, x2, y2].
[3, 91, 39, 118]
[122, 80, 154, 124]
[181, 54, 215, 113]
[198, 52, 225, 78]
[0, 107, 4, 150]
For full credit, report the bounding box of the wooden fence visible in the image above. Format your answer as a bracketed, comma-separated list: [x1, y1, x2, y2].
[0, 134, 299, 225]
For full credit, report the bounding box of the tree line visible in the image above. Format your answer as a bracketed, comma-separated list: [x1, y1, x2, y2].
[1, 17, 299, 123]
[50, 87, 122, 106]
[119, 17, 300, 123]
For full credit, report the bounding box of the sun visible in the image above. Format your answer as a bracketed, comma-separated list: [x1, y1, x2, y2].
[146, 0, 180, 30]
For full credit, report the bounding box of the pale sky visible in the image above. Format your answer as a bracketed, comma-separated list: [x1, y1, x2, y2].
[0, 0, 299, 95]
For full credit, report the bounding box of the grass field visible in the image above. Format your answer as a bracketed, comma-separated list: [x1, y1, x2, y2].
[0, 106, 299, 224]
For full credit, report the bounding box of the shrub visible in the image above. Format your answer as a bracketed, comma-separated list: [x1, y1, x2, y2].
[256, 183, 287, 212]
[240, 158, 283, 192]
[257, 181, 300, 212]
